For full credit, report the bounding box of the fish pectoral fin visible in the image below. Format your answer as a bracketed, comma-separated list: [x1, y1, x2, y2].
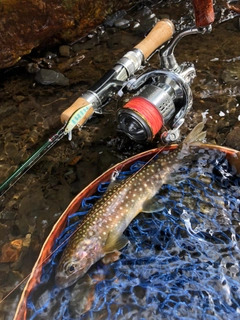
[101, 251, 121, 264]
[103, 233, 129, 254]
[142, 196, 164, 213]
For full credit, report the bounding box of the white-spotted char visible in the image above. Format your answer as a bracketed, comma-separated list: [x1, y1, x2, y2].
[55, 122, 206, 288]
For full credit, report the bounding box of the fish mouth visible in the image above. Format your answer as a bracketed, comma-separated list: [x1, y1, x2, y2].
[55, 273, 78, 289]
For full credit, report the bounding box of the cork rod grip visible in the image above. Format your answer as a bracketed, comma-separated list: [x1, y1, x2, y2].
[60, 97, 94, 124]
[134, 19, 175, 59]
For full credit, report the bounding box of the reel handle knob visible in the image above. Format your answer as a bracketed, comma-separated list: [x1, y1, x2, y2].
[192, 0, 215, 27]
[134, 19, 175, 60]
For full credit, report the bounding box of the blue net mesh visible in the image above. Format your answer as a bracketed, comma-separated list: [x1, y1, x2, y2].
[25, 148, 240, 319]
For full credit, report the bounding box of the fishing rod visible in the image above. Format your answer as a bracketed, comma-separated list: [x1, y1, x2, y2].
[0, 0, 215, 197]
[0, 19, 174, 197]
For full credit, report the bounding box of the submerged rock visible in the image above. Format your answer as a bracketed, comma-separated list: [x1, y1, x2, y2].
[225, 126, 240, 149]
[35, 69, 69, 86]
[59, 45, 72, 57]
[0, 1, 137, 69]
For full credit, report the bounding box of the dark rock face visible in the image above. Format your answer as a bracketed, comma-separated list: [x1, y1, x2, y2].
[0, 0, 135, 69]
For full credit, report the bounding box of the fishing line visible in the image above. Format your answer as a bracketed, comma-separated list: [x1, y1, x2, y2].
[122, 97, 164, 138]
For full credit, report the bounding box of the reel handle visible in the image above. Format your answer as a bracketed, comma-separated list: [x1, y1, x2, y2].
[192, 0, 215, 27]
[134, 19, 175, 59]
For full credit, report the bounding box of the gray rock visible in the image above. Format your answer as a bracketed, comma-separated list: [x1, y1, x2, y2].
[104, 9, 127, 27]
[114, 18, 131, 29]
[35, 69, 69, 86]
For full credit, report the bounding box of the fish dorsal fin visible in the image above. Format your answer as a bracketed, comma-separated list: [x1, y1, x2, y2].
[107, 169, 123, 191]
[103, 232, 129, 253]
[106, 180, 121, 191]
[142, 196, 164, 213]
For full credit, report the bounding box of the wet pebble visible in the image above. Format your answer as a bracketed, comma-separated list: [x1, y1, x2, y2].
[114, 18, 131, 29]
[35, 69, 69, 86]
[0, 239, 23, 263]
[133, 6, 155, 21]
[57, 54, 85, 72]
[0, 223, 9, 243]
[0, 264, 10, 286]
[233, 17, 240, 30]
[18, 188, 46, 217]
[221, 62, 240, 84]
[13, 95, 25, 103]
[44, 52, 58, 61]
[10, 224, 21, 237]
[0, 210, 16, 221]
[225, 126, 240, 149]
[59, 45, 71, 57]
[0, 103, 17, 118]
[3, 142, 27, 164]
[104, 9, 127, 27]
[26, 129, 39, 147]
[71, 36, 99, 52]
[4, 142, 18, 160]
[27, 62, 40, 74]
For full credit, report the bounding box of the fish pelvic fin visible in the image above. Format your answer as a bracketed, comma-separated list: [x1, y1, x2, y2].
[103, 233, 129, 254]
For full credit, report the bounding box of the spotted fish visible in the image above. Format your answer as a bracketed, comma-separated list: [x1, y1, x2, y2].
[55, 122, 206, 288]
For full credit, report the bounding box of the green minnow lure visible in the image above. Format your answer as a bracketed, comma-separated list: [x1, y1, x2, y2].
[55, 122, 206, 288]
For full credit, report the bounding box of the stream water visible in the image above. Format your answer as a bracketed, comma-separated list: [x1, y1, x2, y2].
[0, 0, 240, 319]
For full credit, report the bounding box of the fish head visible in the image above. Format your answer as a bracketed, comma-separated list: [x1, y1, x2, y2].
[55, 237, 102, 289]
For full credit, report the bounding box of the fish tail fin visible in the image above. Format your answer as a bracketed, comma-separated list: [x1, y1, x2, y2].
[183, 121, 206, 146]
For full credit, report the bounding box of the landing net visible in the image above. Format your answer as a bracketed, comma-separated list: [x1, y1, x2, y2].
[26, 148, 240, 319]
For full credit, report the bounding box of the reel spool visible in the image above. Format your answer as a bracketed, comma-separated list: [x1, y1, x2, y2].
[117, 67, 195, 143]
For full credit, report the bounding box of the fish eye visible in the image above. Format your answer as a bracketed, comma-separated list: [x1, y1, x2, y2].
[65, 263, 76, 275]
